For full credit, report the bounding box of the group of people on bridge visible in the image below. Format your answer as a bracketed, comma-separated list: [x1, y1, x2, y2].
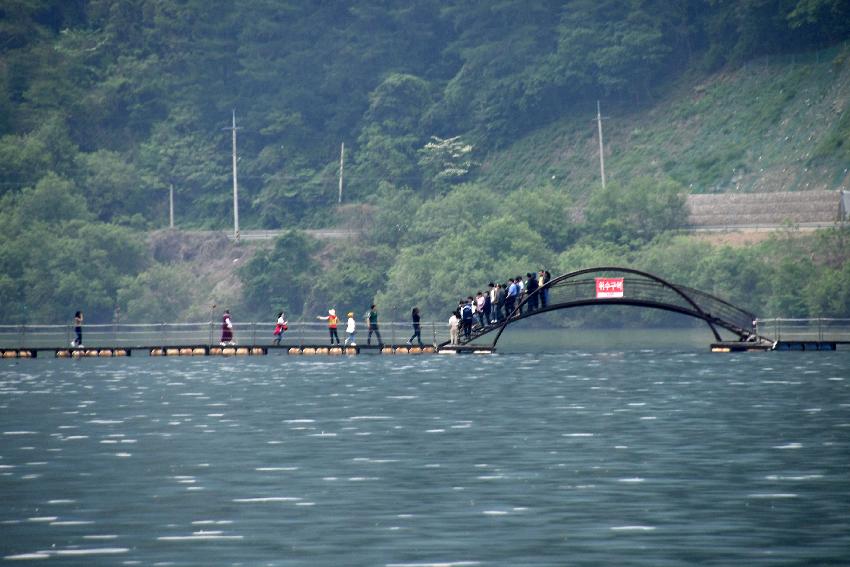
[217, 269, 555, 348]
[219, 305, 390, 347]
[449, 270, 552, 345]
[70, 269, 553, 350]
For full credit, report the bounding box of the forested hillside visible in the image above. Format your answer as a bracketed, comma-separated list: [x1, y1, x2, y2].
[1, 0, 849, 325]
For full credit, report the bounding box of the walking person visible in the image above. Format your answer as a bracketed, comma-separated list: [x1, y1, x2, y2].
[504, 278, 517, 317]
[449, 311, 460, 345]
[489, 282, 499, 324]
[515, 275, 526, 315]
[525, 272, 539, 312]
[407, 307, 424, 346]
[344, 312, 357, 346]
[461, 298, 474, 340]
[317, 308, 341, 345]
[538, 270, 548, 309]
[543, 270, 552, 308]
[220, 309, 235, 346]
[475, 292, 487, 328]
[71, 311, 84, 348]
[365, 304, 383, 347]
[272, 311, 287, 346]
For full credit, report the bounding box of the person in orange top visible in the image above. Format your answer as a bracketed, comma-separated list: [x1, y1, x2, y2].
[317, 308, 341, 345]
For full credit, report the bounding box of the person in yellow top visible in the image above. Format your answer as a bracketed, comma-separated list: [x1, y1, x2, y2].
[317, 308, 341, 345]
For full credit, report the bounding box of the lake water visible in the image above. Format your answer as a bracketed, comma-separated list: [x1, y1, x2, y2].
[1, 330, 849, 566]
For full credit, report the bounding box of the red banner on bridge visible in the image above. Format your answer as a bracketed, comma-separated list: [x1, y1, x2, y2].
[596, 277, 624, 298]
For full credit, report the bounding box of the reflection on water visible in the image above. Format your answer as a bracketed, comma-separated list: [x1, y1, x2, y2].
[1, 330, 849, 566]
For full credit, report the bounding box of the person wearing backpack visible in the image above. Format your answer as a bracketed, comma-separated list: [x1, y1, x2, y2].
[461, 298, 475, 340]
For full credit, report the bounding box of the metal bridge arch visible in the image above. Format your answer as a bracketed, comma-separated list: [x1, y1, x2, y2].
[449, 267, 760, 349]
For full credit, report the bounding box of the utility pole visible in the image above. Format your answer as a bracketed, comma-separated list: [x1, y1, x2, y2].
[225, 109, 240, 240]
[169, 183, 174, 229]
[338, 142, 345, 204]
[596, 100, 607, 189]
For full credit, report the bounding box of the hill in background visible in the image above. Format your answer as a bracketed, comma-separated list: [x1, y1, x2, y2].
[481, 47, 850, 201]
[1, 2, 849, 325]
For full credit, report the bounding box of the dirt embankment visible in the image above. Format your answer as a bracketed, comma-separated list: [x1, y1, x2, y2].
[147, 229, 267, 319]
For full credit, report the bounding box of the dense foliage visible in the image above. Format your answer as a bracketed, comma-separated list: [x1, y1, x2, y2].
[1, 1, 849, 324]
[3, 0, 849, 227]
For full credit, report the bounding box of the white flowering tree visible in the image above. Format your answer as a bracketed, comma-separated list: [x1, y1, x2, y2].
[417, 135, 477, 194]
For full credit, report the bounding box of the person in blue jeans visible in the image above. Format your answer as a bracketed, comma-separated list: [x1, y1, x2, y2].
[72, 311, 84, 347]
[504, 279, 517, 318]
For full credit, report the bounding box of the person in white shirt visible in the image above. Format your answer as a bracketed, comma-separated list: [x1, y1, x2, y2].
[272, 311, 287, 345]
[345, 312, 357, 346]
[448, 312, 460, 345]
[489, 282, 499, 323]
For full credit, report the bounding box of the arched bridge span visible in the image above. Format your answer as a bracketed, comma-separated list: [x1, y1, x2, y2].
[445, 267, 761, 349]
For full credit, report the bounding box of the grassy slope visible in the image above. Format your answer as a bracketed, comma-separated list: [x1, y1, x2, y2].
[479, 46, 850, 201]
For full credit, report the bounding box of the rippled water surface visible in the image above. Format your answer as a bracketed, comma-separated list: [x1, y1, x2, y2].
[2, 340, 849, 566]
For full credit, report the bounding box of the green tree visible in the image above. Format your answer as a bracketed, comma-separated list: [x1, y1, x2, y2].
[13, 173, 90, 225]
[365, 182, 422, 248]
[378, 216, 554, 319]
[306, 244, 395, 317]
[77, 150, 155, 223]
[118, 264, 198, 323]
[532, 0, 672, 103]
[583, 177, 686, 245]
[804, 262, 850, 316]
[502, 185, 577, 251]
[407, 183, 501, 245]
[239, 230, 318, 319]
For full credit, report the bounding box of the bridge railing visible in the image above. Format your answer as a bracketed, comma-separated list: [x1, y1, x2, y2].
[756, 318, 850, 342]
[543, 274, 757, 335]
[0, 321, 449, 350]
[457, 268, 765, 347]
[672, 285, 756, 334]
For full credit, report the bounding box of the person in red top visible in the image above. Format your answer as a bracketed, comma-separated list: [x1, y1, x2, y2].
[272, 311, 287, 346]
[317, 308, 341, 345]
